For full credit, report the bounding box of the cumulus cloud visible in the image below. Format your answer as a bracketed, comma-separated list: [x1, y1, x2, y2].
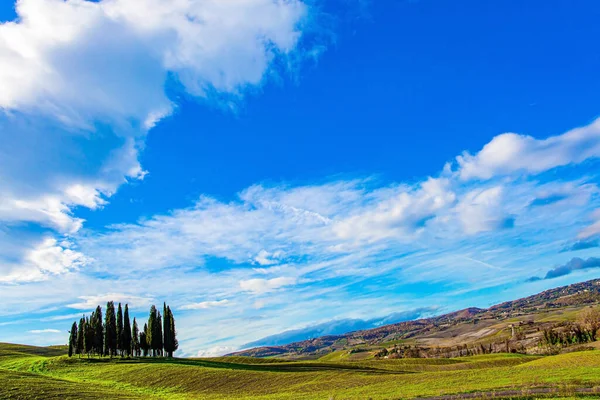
[455, 186, 514, 235]
[180, 300, 230, 310]
[1, 0, 309, 118]
[0, 0, 316, 282]
[456, 118, 600, 180]
[332, 178, 455, 241]
[0, 237, 88, 283]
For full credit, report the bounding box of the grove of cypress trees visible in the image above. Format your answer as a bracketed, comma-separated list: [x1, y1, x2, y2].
[116, 303, 123, 356]
[65, 300, 177, 358]
[104, 301, 117, 357]
[76, 317, 85, 356]
[132, 317, 140, 357]
[68, 321, 77, 357]
[123, 304, 132, 357]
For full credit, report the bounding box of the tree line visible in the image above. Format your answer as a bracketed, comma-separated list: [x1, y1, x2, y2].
[540, 307, 600, 352]
[68, 302, 178, 358]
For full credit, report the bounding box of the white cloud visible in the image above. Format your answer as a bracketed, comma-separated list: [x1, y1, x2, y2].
[67, 293, 154, 310]
[455, 186, 513, 235]
[26, 237, 89, 275]
[196, 346, 237, 358]
[332, 177, 455, 242]
[456, 118, 600, 180]
[28, 329, 61, 334]
[240, 277, 297, 294]
[0, 0, 309, 119]
[579, 209, 600, 239]
[0, 237, 88, 283]
[180, 300, 230, 310]
[0, 0, 316, 282]
[253, 249, 283, 266]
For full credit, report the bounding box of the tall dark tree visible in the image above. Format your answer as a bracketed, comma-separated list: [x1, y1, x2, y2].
[68, 321, 77, 357]
[93, 306, 104, 356]
[163, 303, 169, 357]
[76, 317, 85, 356]
[140, 323, 149, 356]
[104, 301, 117, 357]
[84, 316, 93, 357]
[147, 305, 160, 356]
[163, 304, 178, 357]
[132, 318, 140, 357]
[116, 303, 124, 355]
[122, 304, 132, 357]
[157, 312, 164, 357]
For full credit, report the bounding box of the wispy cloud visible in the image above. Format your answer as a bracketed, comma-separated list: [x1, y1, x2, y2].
[240, 277, 298, 295]
[28, 329, 61, 334]
[180, 300, 230, 310]
[67, 293, 154, 310]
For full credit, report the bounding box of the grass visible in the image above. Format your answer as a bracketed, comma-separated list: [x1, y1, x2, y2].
[1, 343, 600, 399]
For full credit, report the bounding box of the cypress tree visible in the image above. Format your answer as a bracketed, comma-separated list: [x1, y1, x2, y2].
[164, 305, 178, 357]
[76, 317, 85, 356]
[157, 312, 163, 357]
[140, 323, 149, 356]
[169, 306, 178, 356]
[163, 303, 169, 358]
[116, 303, 123, 356]
[123, 304, 132, 357]
[132, 318, 140, 357]
[68, 321, 77, 357]
[92, 306, 103, 356]
[84, 316, 93, 358]
[104, 301, 117, 357]
[147, 305, 158, 356]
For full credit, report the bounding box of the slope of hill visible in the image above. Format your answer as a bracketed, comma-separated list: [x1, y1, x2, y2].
[3, 342, 600, 399]
[230, 279, 600, 359]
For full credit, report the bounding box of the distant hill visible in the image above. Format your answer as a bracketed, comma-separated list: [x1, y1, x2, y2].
[229, 279, 600, 358]
[242, 307, 436, 348]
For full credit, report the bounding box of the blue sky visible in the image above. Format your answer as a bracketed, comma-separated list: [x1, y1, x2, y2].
[0, 0, 599, 356]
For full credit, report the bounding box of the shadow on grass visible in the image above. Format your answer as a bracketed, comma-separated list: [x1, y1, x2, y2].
[69, 356, 411, 375]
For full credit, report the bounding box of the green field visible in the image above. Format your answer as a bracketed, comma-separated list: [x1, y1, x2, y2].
[1, 343, 600, 399]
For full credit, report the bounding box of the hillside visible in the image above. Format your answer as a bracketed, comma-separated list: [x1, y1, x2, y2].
[230, 279, 600, 359]
[2, 342, 600, 399]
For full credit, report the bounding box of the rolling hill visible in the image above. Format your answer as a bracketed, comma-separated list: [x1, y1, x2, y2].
[230, 279, 600, 359]
[2, 342, 600, 399]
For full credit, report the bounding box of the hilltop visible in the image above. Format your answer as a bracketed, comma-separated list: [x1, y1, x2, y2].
[230, 279, 600, 359]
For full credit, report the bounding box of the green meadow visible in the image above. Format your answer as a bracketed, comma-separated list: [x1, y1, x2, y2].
[2, 343, 600, 399]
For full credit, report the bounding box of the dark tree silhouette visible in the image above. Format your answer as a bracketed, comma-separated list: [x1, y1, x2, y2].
[68, 321, 77, 358]
[123, 304, 132, 357]
[104, 301, 117, 357]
